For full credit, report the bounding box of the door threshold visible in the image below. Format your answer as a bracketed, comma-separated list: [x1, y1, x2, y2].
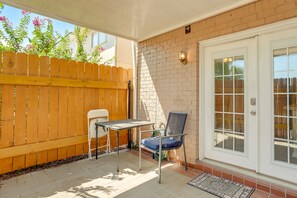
[193, 158, 297, 197]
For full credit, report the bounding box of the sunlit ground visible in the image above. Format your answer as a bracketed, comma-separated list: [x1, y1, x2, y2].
[0, 150, 212, 198]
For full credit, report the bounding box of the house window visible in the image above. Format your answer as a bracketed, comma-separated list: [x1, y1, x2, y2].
[92, 32, 106, 47]
[273, 46, 297, 165]
[214, 56, 245, 153]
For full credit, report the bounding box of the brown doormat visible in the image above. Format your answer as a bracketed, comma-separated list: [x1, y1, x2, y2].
[188, 172, 255, 198]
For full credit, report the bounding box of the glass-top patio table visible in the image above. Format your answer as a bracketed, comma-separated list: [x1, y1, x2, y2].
[95, 119, 154, 172]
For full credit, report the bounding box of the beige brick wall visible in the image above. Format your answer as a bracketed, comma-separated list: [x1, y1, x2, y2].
[137, 0, 297, 164]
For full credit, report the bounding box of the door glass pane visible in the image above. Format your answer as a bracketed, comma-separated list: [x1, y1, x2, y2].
[224, 76, 233, 93]
[274, 72, 287, 93]
[235, 75, 244, 93]
[213, 57, 245, 153]
[273, 46, 297, 166]
[234, 56, 244, 74]
[224, 114, 233, 132]
[215, 77, 223, 94]
[273, 48, 287, 71]
[214, 131, 223, 148]
[274, 140, 288, 163]
[289, 46, 297, 70]
[224, 133, 233, 150]
[224, 57, 233, 75]
[215, 59, 223, 76]
[224, 95, 233, 112]
[289, 118, 297, 140]
[215, 95, 223, 112]
[274, 117, 287, 139]
[235, 134, 244, 152]
[289, 94, 297, 116]
[289, 142, 297, 165]
[289, 71, 297, 93]
[235, 95, 244, 113]
[274, 94, 287, 116]
[215, 113, 223, 130]
[235, 115, 244, 133]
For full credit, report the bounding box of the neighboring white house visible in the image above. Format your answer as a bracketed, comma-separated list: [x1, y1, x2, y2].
[69, 30, 133, 69]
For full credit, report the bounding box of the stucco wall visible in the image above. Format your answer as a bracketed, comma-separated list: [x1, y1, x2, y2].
[137, 0, 297, 164]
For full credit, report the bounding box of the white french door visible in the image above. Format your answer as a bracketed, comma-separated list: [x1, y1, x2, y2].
[259, 27, 297, 183]
[200, 22, 297, 183]
[203, 38, 257, 170]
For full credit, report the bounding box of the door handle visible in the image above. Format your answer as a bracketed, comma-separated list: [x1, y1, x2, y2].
[250, 110, 256, 116]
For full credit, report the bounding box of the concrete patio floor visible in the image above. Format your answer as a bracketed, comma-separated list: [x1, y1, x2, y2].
[0, 150, 272, 198]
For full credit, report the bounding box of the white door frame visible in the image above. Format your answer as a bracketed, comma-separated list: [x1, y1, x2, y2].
[199, 17, 297, 174]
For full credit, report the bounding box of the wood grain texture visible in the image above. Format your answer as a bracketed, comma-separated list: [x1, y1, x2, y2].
[0, 52, 130, 173]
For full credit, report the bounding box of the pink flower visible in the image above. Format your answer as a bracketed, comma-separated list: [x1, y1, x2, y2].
[0, 16, 7, 22]
[21, 10, 29, 15]
[32, 17, 43, 27]
[100, 47, 105, 51]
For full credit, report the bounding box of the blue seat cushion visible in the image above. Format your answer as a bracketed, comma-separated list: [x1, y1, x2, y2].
[141, 137, 182, 151]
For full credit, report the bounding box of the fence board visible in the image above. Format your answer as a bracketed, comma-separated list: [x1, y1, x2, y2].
[40, 56, 49, 76]
[68, 60, 77, 79]
[75, 143, 84, 156]
[1, 87, 14, 148]
[3, 51, 15, 74]
[99, 65, 106, 81]
[75, 88, 84, 136]
[14, 86, 27, 146]
[0, 158, 12, 174]
[84, 62, 92, 81]
[111, 67, 118, 121]
[58, 59, 68, 139]
[38, 87, 49, 142]
[13, 155, 25, 171]
[67, 145, 76, 158]
[37, 151, 47, 165]
[15, 54, 28, 146]
[27, 86, 38, 144]
[47, 149, 57, 162]
[68, 88, 76, 137]
[25, 153, 37, 168]
[15, 53, 27, 75]
[28, 54, 39, 76]
[58, 147, 67, 160]
[48, 88, 59, 140]
[77, 62, 84, 80]
[91, 63, 98, 81]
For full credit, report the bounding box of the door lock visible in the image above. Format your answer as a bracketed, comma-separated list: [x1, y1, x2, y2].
[250, 110, 256, 116]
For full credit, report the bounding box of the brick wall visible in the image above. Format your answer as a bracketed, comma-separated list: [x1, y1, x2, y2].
[137, 0, 297, 164]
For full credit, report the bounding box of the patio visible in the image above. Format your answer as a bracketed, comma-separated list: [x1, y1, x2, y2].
[0, 150, 273, 198]
[1, 0, 297, 197]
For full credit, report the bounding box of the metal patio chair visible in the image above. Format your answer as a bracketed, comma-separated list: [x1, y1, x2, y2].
[139, 112, 187, 183]
[87, 109, 110, 159]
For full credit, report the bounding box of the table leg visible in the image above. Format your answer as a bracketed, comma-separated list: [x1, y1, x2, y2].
[116, 130, 119, 172]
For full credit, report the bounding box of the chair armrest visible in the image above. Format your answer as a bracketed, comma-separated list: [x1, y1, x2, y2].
[160, 134, 187, 139]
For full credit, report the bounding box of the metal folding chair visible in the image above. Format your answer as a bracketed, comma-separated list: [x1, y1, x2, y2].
[87, 109, 110, 159]
[139, 112, 187, 183]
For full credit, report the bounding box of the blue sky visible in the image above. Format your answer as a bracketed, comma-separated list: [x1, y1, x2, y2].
[0, 4, 74, 46]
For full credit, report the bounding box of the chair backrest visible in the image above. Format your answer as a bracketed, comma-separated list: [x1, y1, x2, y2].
[164, 112, 187, 142]
[88, 109, 109, 138]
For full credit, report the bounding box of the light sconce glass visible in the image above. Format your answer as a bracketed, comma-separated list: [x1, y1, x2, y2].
[178, 51, 187, 65]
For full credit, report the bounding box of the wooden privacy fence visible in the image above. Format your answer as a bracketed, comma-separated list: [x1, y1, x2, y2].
[0, 51, 132, 174]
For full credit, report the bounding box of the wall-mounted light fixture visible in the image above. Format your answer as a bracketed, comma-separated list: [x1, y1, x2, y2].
[178, 51, 187, 65]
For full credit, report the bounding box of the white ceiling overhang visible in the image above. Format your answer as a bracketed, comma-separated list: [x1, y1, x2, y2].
[0, 0, 256, 42]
